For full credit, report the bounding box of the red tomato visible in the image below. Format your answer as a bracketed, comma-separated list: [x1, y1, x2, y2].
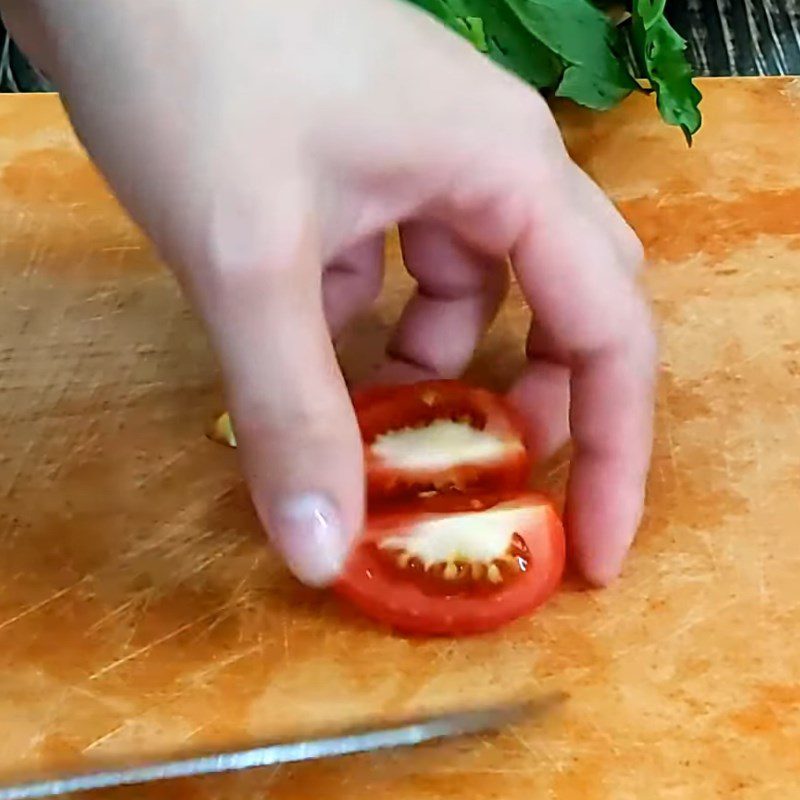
[353, 380, 531, 502]
[335, 492, 565, 636]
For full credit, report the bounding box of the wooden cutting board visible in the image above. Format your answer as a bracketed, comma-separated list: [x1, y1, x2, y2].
[0, 79, 798, 799]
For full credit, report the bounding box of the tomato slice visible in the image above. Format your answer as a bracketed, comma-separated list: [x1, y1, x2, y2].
[335, 492, 565, 635]
[210, 378, 564, 635]
[353, 380, 531, 502]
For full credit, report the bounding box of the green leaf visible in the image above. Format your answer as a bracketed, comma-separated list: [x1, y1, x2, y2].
[404, 0, 701, 137]
[556, 64, 627, 110]
[407, 0, 563, 89]
[407, 0, 467, 27]
[502, 0, 640, 109]
[454, 16, 489, 52]
[636, 0, 667, 30]
[472, 2, 564, 88]
[630, 1, 702, 140]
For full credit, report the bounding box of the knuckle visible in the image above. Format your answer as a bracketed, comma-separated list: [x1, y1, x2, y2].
[622, 300, 659, 374]
[493, 87, 570, 184]
[518, 99, 570, 171]
[620, 225, 645, 270]
[585, 292, 657, 367]
[204, 258, 267, 305]
[201, 232, 305, 309]
[233, 397, 352, 452]
[359, 266, 384, 305]
[197, 187, 311, 304]
[514, 89, 557, 133]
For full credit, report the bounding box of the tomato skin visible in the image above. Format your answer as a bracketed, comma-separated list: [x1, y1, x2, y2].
[338, 381, 565, 636]
[353, 381, 532, 502]
[334, 492, 565, 636]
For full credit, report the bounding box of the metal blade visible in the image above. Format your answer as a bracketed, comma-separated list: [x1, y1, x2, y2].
[0, 693, 565, 800]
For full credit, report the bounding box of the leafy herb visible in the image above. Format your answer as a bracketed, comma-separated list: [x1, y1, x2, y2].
[505, 0, 641, 110]
[630, 0, 703, 141]
[454, 16, 489, 52]
[406, 0, 701, 139]
[417, 0, 564, 89]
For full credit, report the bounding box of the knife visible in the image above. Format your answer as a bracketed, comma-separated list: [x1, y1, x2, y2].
[0, 693, 565, 800]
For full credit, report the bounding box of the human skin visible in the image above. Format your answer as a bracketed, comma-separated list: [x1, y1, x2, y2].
[1, 0, 656, 588]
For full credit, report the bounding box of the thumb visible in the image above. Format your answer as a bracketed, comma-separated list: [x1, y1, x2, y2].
[200, 232, 364, 587]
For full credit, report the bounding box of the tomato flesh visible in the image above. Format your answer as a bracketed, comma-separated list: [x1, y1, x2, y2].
[353, 380, 531, 501]
[339, 380, 565, 635]
[336, 492, 565, 636]
[211, 378, 564, 634]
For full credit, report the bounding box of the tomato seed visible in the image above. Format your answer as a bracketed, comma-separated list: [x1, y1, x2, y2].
[443, 562, 459, 580]
[486, 564, 503, 584]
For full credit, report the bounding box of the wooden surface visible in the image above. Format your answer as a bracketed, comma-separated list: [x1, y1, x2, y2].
[1, 81, 799, 798]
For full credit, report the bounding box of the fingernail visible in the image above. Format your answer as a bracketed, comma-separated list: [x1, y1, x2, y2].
[268, 494, 347, 587]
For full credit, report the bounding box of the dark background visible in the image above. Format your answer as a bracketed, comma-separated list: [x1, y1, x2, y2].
[665, 0, 800, 76]
[2, 1, 800, 91]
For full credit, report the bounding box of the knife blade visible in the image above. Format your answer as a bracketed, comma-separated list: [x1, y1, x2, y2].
[0, 692, 564, 800]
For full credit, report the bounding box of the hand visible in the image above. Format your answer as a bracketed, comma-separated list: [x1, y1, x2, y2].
[4, 0, 656, 587]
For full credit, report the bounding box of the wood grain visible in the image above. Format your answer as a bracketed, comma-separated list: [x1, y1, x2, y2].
[1, 81, 799, 798]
